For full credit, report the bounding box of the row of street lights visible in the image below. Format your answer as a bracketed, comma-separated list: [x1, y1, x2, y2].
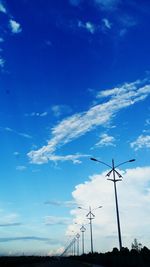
[62, 157, 135, 255]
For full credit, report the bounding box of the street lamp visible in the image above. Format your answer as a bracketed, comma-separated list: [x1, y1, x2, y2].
[90, 157, 135, 250]
[78, 206, 102, 253]
[80, 225, 86, 254]
[75, 222, 87, 255]
[76, 233, 80, 256]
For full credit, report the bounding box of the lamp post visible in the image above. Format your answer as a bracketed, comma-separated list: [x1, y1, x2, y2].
[76, 233, 80, 256]
[80, 225, 86, 254]
[78, 206, 102, 253]
[75, 222, 86, 255]
[90, 157, 135, 250]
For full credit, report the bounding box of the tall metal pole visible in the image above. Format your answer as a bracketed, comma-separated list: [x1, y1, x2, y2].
[80, 225, 86, 254]
[90, 157, 135, 250]
[87, 206, 94, 254]
[76, 233, 80, 256]
[112, 159, 122, 250]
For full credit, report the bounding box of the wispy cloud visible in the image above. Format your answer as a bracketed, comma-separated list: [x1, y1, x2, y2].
[9, 19, 22, 34]
[78, 21, 96, 34]
[0, 223, 22, 227]
[1, 127, 32, 139]
[94, 0, 120, 10]
[130, 135, 150, 151]
[25, 112, 48, 117]
[0, 1, 7, 13]
[95, 133, 116, 147]
[0, 57, 5, 68]
[16, 165, 27, 171]
[28, 78, 150, 165]
[0, 213, 21, 227]
[102, 18, 112, 30]
[44, 200, 76, 208]
[0, 236, 52, 243]
[44, 216, 71, 225]
[51, 105, 72, 118]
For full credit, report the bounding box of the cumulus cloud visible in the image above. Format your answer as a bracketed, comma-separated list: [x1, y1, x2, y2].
[95, 133, 116, 147]
[130, 135, 150, 150]
[28, 78, 150, 165]
[67, 166, 150, 252]
[9, 19, 22, 34]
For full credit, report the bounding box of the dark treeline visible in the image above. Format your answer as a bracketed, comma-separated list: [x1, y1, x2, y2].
[73, 246, 150, 267]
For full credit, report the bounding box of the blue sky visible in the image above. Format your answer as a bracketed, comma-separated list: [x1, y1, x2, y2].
[0, 0, 150, 255]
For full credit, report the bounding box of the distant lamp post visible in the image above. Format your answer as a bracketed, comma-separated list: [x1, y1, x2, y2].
[80, 225, 86, 254]
[90, 157, 135, 250]
[78, 206, 102, 253]
[76, 233, 80, 256]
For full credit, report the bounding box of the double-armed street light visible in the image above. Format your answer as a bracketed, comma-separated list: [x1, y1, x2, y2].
[78, 206, 102, 253]
[90, 157, 135, 250]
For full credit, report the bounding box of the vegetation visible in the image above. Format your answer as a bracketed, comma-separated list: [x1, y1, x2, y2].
[73, 246, 150, 267]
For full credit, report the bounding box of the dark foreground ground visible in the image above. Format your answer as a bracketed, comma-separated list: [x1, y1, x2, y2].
[0, 256, 102, 267]
[1, 247, 150, 267]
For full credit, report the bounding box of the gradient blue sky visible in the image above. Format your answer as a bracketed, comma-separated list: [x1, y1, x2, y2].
[0, 0, 150, 255]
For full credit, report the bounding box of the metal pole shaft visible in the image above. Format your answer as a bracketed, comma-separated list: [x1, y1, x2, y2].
[77, 237, 79, 256]
[89, 207, 94, 253]
[82, 230, 84, 254]
[112, 159, 122, 250]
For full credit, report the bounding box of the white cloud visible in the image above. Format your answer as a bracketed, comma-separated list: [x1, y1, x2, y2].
[0, 2, 6, 13]
[78, 21, 96, 34]
[28, 78, 150, 165]
[16, 165, 27, 171]
[130, 135, 150, 151]
[67, 166, 150, 252]
[95, 133, 116, 147]
[102, 18, 112, 29]
[28, 152, 89, 165]
[9, 19, 22, 34]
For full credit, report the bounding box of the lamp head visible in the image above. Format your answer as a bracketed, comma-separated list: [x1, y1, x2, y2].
[129, 159, 136, 162]
[90, 157, 98, 161]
